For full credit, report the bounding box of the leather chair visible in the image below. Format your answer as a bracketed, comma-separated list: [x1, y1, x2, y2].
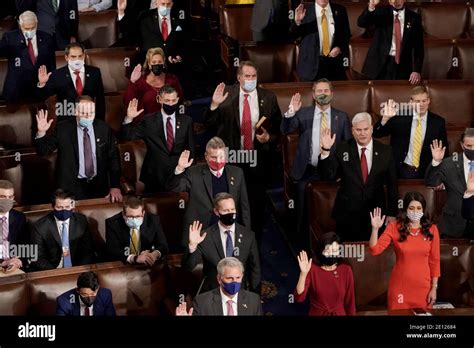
[446, 126, 465, 156]
[78, 10, 118, 48]
[0, 274, 30, 315]
[331, 80, 371, 119]
[456, 39, 474, 80]
[397, 179, 437, 222]
[105, 92, 126, 134]
[420, 3, 469, 39]
[259, 82, 313, 115]
[422, 39, 456, 80]
[370, 80, 416, 119]
[347, 39, 371, 80]
[0, 58, 7, 99]
[118, 140, 147, 195]
[0, 16, 17, 40]
[344, 3, 369, 39]
[0, 103, 37, 149]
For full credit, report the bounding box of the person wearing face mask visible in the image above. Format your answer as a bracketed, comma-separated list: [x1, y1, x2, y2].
[123, 47, 183, 117]
[35, 96, 122, 202]
[37, 43, 106, 121]
[0, 11, 55, 101]
[370, 191, 440, 310]
[168, 137, 251, 248]
[294, 232, 355, 315]
[0, 180, 29, 275]
[182, 193, 260, 294]
[425, 128, 474, 238]
[30, 190, 96, 271]
[105, 195, 168, 264]
[176, 257, 263, 316]
[281, 79, 351, 249]
[57, 271, 116, 316]
[122, 85, 193, 193]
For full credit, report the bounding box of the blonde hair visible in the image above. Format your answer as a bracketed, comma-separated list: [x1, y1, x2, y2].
[143, 47, 166, 74]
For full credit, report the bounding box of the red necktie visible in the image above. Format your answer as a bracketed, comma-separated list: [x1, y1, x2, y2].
[241, 94, 253, 150]
[27, 38, 36, 66]
[74, 71, 83, 96]
[84, 306, 90, 316]
[394, 13, 401, 64]
[162, 16, 169, 41]
[360, 147, 368, 184]
[166, 116, 174, 152]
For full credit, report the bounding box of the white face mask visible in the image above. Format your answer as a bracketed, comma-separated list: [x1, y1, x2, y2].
[68, 59, 84, 71]
[407, 211, 423, 221]
[158, 5, 171, 17]
[24, 30, 36, 40]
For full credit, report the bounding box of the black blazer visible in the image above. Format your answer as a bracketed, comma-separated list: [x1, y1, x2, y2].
[34, 118, 121, 199]
[357, 6, 424, 79]
[37, 65, 106, 120]
[0, 29, 56, 101]
[121, 112, 195, 192]
[192, 287, 263, 316]
[167, 163, 251, 247]
[105, 212, 169, 263]
[373, 111, 448, 177]
[31, 212, 96, 271]
[319, 138, 399, 218]
[290, 2, 351, 81]
[56, 287, 116, 316]
[182, 223, 261, 293]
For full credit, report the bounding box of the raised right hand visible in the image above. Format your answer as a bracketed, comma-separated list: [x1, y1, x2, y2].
[36, 109, 53, 135]
[188, 220, 206, 248]
[370, 207, 386, 230]
[288, 93, 302, 115]
[369, 0, 380, 8]
[295, 3, 306, 24]
[38, 65, 51, 87]
[430, 139, 446, 163]
[127, 98, 144, 119]
[297, 250, 312, 274]
[117, 0, 127, 14]
[320, 128, 336, 150]
[175, 302, 193, 316]
[211, 82, 228, 109]
[177, 150, 194, 172]
[130, 64, 142, 83]
[380, 99, 398, 120]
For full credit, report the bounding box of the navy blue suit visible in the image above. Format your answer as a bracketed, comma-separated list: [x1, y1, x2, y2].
[0, 29, 55, 101]
[56, 288, 116, 316]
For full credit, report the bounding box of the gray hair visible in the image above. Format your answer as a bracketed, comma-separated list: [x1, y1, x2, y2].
[205, 136, 226, 152]
[19, 11, 38, 25]
[217, 257, 244, 276]
[352, 112, 372, 126]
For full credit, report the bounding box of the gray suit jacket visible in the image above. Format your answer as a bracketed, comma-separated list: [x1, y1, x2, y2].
[192, 287, 263, 316]
[280, 105, 352, 180]
[425, 156, 468, 238]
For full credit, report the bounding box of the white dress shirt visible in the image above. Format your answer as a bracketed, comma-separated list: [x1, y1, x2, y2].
[68, 65, 85, 90]
[159, 13, 171, 37]
[220, 288, 238, 316]
[24, 33, 38, 58]
[80, 302, 94, 316]
[357, 139, 373, 174]
[404, 112, 428, 166]
[315, 3, 335, 55]
[55, 217, 70, 269]
[162, 111, 176, 142]
[310, 106, 331, 167]
[389, 9, 405, 57]
[239, 87, 259, 148]
[218, 222, 235, 257]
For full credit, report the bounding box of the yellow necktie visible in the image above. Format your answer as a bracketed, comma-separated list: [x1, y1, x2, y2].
[412, 117, 423, 168]
[320, 111, 328, 148]
[321, 8, 330, 56]
[130, 228, 138, 255]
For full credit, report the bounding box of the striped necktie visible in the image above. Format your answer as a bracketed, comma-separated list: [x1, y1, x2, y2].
[411, 116, 423, 168]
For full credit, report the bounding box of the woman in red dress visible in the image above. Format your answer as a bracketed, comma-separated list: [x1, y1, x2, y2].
[294, 232, 356, 316]
[123, 47, 183, 116]
[370, 191, 440, 310]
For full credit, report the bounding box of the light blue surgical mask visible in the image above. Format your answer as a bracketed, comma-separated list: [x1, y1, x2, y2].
[158, 6, 171, 17]
[243, 79, 257, 92]
[79, 118, 94, 128]
[24, 30, 36, 40]
[125, 217, 143, 229]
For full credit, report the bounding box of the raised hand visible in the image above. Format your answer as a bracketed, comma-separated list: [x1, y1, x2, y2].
[177, 150, 194, 172]
[370, 207, 386, 230]
[117, 0, 127, 15]
[380, 99, 398, 120]
[288, 93, 302, 115]
[188, 220, 206, 249]
[297, 250, 312, 274]
[130, 64, 142, 83]
[430, 139, 446, 163]
[38, 65, 51, 87]
[295, 3, 306, 25]
[36, 109, 53, 136]
[320, 128, 336, 150]
[175, 302, 193, 316]
[369, 0, 380, 8]
[126, 98, 144, 119]
[211, 82, 229, 109]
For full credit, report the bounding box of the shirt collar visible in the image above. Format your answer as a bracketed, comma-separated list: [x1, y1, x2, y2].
[54, 217, 70, 224]
[393, 8, 405, 17]
[218, 221, 235, 234]
[209, 166, 225, 177]
[68, 65, 85, 75]
[315, 105, 331, 115]
[357, 139, 373, 153]
[240, 87, 258, 98]
[316, 3, 331, 15]
[220, 287, 239, 302]
[162, 111, 176, 118]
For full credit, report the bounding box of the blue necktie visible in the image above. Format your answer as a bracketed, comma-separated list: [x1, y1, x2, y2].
[469, 161, 474, 173]
[62, 222, 72, 268]
[225, 230, 233, 257]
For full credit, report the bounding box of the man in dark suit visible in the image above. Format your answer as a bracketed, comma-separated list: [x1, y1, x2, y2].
[251, 0, 291, 42]
[30, 190, 96, 271]
[16, 0, 79, 50]
[37, 43, 106, 121]
[176, 257, 263, 316]
[425, 130, 474, 239]
[205, 61, 282, 237]
[0, 180, 30, 274]
[319, 112, 398, 241]
[105, 195, 168, 264]
[121, 85, 195, 193]
[57, 271, 116, 316]
[0, 11, 55, 101]
[115, 0, 150, 47]
[34, 95, 122, 201]
[373, 86, 448, 179]
[168, 137, 251, 247]
[182, 193, 260, 293]
[290, 0, 351, 81]
[357, 0, 423, 84]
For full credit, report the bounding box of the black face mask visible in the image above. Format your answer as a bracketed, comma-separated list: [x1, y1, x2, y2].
[162, 103, 178, 115]
[80, 295, 96, 307]
[319, 254, 340, 266]
[219, 212, 236, 226]
[465, 148, 474, 161]
[151, 64, 164, 76]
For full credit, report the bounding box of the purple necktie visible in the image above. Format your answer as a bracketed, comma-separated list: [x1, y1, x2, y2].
[83, 127, 94, 178]
[226, 300, 234, 316]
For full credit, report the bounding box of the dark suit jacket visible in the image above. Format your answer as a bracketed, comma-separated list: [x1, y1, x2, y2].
[290, 3, 351, 81]
[280, 105, 352, 180]
[357, 6, 424, 79]
[373, 112, 448, 177]
[121, 112, 195, 192]
[167, 163, 251, 247]
[31, 212, 96, 271]
[105, 212, 169, 263]
[6, 209, 30, 268]
[56, 288, 116, 316]
[425, 156, 468, 238]
[38, 65, 106, 120]
[192, 287, 263, 316]
[182, 223, 260, 293]
[115, 0, 150, 47]
[0, 29, 55, 101]
[319, 138, 399, 218]
[462, 196, 474, 221]
[34, 118, 121, 199]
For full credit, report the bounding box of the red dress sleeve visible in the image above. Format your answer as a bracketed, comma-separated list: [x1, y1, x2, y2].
[123, 76, 145, 110]
[369, 222, 396, 256]
[429, 224, 441, 278]
[343, 265, 356, 315]
[294, 265, 313, 302]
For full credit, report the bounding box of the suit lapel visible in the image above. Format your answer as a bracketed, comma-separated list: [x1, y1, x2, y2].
[237, 290, 249, 315]
[212, 289, 224, 315]
[156, 112, 167, 149]
[202, 166, 213, 201]
[70, 121, 80, 164]
[226, 166, 237, 197]
[210, 224, 225, 259]
[231, 86, 240, 130]
[63, 67, 77, 96]
[49, 214, 62, 247]
[349, 141, 363, 183]
[401, 10, 412, 50]
[8, 210, 17, 243]
[68, 215, 77, 257]
[455, 159, 466, 192]
[234, 224, 244, 257]
[368, 141, 381, 183]
[421, 113, 434, 154]
[83, 66, 91, 90]
[152, 12, 164, 40]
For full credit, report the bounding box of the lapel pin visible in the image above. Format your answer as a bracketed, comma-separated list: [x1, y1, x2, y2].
[177, 125, 180, 129]
[242, 303, 247, 308]
[375, 152, 378, 156]
[407, 22, 411, 29]
[96, 138, 100, 142]
[86, 74, 90, 77]
[230, 181, 234, 186]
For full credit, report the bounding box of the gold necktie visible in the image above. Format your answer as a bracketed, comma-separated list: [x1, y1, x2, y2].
[412, 117, 423, 168]
[321, 8, 330, 56]
[320, 111, 328, 148]
[130, 228, 139, 255]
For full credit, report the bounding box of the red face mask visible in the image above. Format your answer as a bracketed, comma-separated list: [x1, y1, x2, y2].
[208, 160, 226, 171]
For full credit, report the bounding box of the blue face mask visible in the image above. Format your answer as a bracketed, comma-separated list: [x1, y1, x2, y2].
[158, 6, 171, 17]
[243, 79, 257, 92]
[221, 281, 241, 295]
[53, 209, 73, 221]
[125, 217, 143, 229]
[79, 118, 94, 128]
